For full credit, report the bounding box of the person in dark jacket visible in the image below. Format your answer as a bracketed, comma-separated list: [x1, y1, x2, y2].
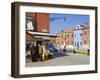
[73, 49, 76, 54]
[31, 43, 37, 62]
[87, 49, 90, 56]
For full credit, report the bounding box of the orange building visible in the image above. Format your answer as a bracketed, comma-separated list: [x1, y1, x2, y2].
[56, 28, 74, 49]
[64, 29, 74, 46]
[56, 32, 65, 47]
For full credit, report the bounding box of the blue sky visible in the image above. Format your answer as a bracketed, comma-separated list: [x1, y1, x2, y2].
[50, 13, 89, 34]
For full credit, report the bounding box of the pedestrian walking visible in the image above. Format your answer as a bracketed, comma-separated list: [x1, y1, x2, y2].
[31, 43, 37, 62]
[73, 49, 76, 54]
[36, 43, 43, 61]
[87, 49, 90, 56]
[26, 44, 31, 59]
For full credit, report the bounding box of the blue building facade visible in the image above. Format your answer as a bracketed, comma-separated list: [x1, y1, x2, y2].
[74, 24, 83, 49]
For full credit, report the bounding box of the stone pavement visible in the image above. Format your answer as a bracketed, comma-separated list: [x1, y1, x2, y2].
[26, 53, 89, 67]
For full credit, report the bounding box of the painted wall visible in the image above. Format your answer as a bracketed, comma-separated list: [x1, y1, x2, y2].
[74, 24, 83, 49]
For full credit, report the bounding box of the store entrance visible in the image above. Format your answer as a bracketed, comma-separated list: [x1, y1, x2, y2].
[36, 39, 50, 46]
[36, 40, 42, 46]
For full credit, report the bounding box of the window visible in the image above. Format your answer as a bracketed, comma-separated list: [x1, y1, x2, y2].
[67, 34, 69, 38]
[77, 42, 79, 47]
[80, 33, 82, 37]
[84, 40, 86, 44]
[88, 31, 90, 35]
[67, 41, 69, 44]
[72, 33, 73, 37]
[77, 25, 80, 29]
[75, 42, 76, 46]
[75, 34, 76, 37]
[61, 35, 63, 38]
[84, 31, 87, 35]
[26, 16, 36, 31]
[80, 42, 82, 46]
[71, 41, 73, 44]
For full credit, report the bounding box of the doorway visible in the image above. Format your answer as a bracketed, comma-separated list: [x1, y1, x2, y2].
[36, 40, 42, 46]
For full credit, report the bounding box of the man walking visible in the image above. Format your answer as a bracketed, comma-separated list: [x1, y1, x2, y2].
[31, 43, 37, 62]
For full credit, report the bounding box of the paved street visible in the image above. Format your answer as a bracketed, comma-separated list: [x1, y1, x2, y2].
[26, 52, 89, 67]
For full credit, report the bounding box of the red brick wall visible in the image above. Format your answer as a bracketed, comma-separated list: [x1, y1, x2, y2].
[26, 33, 35, 42]
[26, 12, 50, 42]
[26, 12, 50, 33]
[82, 27, 90, 44]
[36, 13, 50, 33]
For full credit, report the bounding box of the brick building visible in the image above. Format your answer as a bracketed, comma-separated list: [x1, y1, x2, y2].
[56, 28, 74, 50]
[64, 29, 74, 46]
[56, 32, 65, 49]
[82, 24, 90, 49]
[26, 12, 50, 32]
[26, 12, 56, 47]
[56, 23, 90, 50]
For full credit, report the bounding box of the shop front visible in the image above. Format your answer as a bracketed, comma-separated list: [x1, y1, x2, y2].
[26, 31, 57, 62]
[27, 31, 57, 46]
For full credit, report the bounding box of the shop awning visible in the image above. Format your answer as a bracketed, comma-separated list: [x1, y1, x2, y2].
[27, 31, 57, 37]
